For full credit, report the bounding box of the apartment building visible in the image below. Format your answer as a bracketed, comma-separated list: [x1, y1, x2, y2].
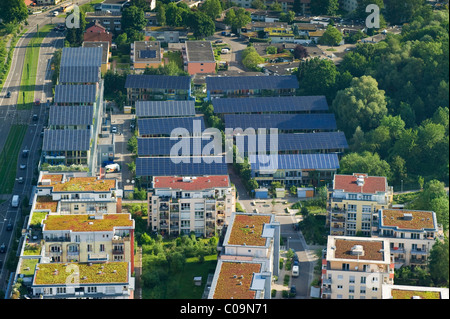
[31, 261, 134, 299]
[132, 41, 163, 71]
[321, 236, 394, 299]
[183, 41, 216, 75]
[328, 173, 393, 237]
[208, 212, 280, 299]
[375, 209, 440, 268]
[148, 175, 236, 237]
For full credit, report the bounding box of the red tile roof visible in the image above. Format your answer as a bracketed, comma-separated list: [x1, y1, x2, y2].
[333, 173, 387, 194]
[153, 175, 230, 191]
[83, 31, 112, 44]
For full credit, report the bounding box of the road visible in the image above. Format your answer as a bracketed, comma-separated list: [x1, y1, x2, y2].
[206, 31, 248, 73]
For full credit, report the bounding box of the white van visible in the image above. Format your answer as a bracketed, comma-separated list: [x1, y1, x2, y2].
[221, 48, 230, 54]
[292, 265, 299, 277]
[11, 195, 19, 208]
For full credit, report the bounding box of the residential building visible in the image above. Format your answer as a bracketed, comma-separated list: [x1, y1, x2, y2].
[375, 209, 440, 268]
[85, 12, 122, 34]
[37, 0, 62, 5]
[208, 212, 280, 299]
[148, 175, 236, 237]
[42, 129, 91, 166]
[131, 41, 163, 71]
[251, 10, 281, 22]
[48, 105, 94, 131]
[125, 74, 192, 103]
[135, 100, 195, 118]
[321, 236, 394, 299]
[381, 284, 449, 299]
[83, 20, 113, 44]
[205, 75, 299, 100]
[53, 85, 97, 106]
[30, 261, 134, 299]
[97, 0, 130, 12]
[183, 41, 216, 75]
[327, 173, 393, 237]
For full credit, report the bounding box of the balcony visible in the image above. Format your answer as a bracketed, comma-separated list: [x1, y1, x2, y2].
[45, 236, 70, 242]
[159, 204, 169, 211]
[112, 249, 124, 255]
[160, 212, 169, 220]
[170, 213, 179, 220]
[411, 248, 428, 255]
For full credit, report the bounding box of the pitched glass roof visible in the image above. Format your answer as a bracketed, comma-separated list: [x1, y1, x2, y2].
[136, 156, 228, 176]
[249, 153, 340, 172]
[42, 129, 90, 151]
[54, 85, 97, 104]
[135, 100, 195, 117]
[125, 74, 191, 90]
[59, 66, 100, 83]
[60, 47, 103, 67]
[138, 136, 219, 156]
[138, 116, 205, 136]
[48, 105, 94, 126]
[206, 75, 299, 91]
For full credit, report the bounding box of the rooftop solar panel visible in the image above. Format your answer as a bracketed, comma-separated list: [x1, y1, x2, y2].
[224, 113, 337, 131]
[249, 153, 340, 172]
[48, 105, 94, 126]
[206, 75, 299, 91]
[54, 85, 97, 104]
[42, 129, 90, 151]
[136, 156, 228, 177]
[237, 132, 348, 153]
[60, 47, 103, 67]
[125, 74, 191, 90]
[138, 116, 205, 136]
[212, 96, 329, 114]
[135, 100, 196, 118]
[138, 137, 219, 156]
[140, 50, 157, 59]
[59, 66, 100, 83]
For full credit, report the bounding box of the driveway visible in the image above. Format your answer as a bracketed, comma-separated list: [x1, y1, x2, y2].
[207, 32, 249, 72]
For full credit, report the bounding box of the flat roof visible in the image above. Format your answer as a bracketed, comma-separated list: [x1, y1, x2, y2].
[38, 176, 116, 192]
[333, 174, 388, 194]
[152, 175, 230, 190]
[212, 261, 262, 299]
[33, 262, 129, 286]
[42, 213, 133, 232]
[185, 41, 215, 62]
[333, 238, 385, 262]
[226, 213, 272, 247]
[380, 209, 437, 231]
[134, 41, 161, 62]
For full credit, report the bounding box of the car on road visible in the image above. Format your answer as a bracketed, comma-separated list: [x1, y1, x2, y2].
[20, 164, 26, 169]
[6, 91, 11, 98]
[32, 114, 38, 121]
[292, 265, 299, 277]
[111, 126, 118, 134]
[290, 285, 297, 297]
[17, 177, 24, 184]
[292, 253, 299, 263]
[22, 150, 29, 158]
[53, 11, 59, 16]
[35, 99, 40, 106]
[0, 243, 6, 253]
[6, 222, 13, 231]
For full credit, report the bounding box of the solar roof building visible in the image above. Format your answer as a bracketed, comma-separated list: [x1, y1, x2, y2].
[137, 136, 219, 157]
[135, 100, 195, 118]
[125, 74, 192, 103]
[137, 116, 205, 137]
[205, 75, 299, 100]
[42, 129, 91, 166]
[48, 105, 94, 130]
[132, 41, 163, 70]
[54, 85, 97, 106]
[249, 153, 340, 187]
[212, 95, 329, 115]
[224, 113, 338, 133]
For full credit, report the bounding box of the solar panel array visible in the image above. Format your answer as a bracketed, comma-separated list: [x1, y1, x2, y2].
[136, 157, 228, 177]
[138, 137, 219, 156]
[54, 85, 97, 104]
[138, 116, 205, 136]
[206, 75, 299, 91]
[237, 132, 348, 153]
[125, 74, 191, 90]
[136, 100, 196, 118]
[60, 47, 103, 67]
[224, 113, 337, 131]
[48, 105, 94, 126]
[59, 66, 100, 84]
[249, 153, 340, 172]
[140, 50, 157, 59]
[42, 129, 90, 151]
[212, 96, 329, 114]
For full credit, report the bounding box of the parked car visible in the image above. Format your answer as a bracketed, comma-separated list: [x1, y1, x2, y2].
[32, 114, 38, 121]
[111, 126, 117, 134]
[215, 39, 223, 43]
[6, 91, 11, 98]
[0, 243, 6, 253]
[35, 99, 40, 106]
[290, 285, 297, 297]
[291, 265, 299, 277]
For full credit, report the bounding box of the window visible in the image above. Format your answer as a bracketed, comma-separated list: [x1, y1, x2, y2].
[349, 286, 355, 294]
[100, 244, 105, 252]
[74, 204, 79, 211]
[348, 204, 357, 212]
[362, 195, 372, 201]
[348, 194, 357, 200]
[87, 244, 92, 252]
[57, 287, 66, 294]
[99, 194, 107, 199]
[337, 275, 343, 280]
[337, 285, 343, 289]
[347, 213, 356, 221]
[411, 233, 420, 239]
[360, 287, 366, 294]
[87, 287, 97, 293]
[361, 276, 366, 284]
[349, 276, 355, 283]
[342, 263, 349, 271]
[372, 287, 378, 292]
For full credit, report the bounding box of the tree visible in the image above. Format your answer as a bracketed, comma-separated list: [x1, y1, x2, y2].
[428, 238, 449, 287]
[293, 44, 308, 59]
[269, 1, 282, 12]
[310, 0, 339, 16]
[319, 25, 343, 46]
[65, 10, 86, 47]
[251, 0, 266, 10]
[384, 0, 425, 25]
[165, 2, 185, 27]
[131, 0, 150, 11]
[156, 3, 166, 26]
[331, 75, 388, 136]
[241, 46, 264, 71]
[280, 11, 296, 24]
[188, 11, 216, 39]
[122, 5, 147, 37]
[0, 0, 28, 24]
[201, 0, 223, 19]
[296, 57, 338, 101]
[339, 151, 392, 181]
[224, 8, 251, 32]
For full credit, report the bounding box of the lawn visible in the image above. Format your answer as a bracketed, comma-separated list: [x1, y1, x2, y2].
[0, 125, 28, 194]
[17, 24, 54, 110]
[170, 254, 218, 299]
